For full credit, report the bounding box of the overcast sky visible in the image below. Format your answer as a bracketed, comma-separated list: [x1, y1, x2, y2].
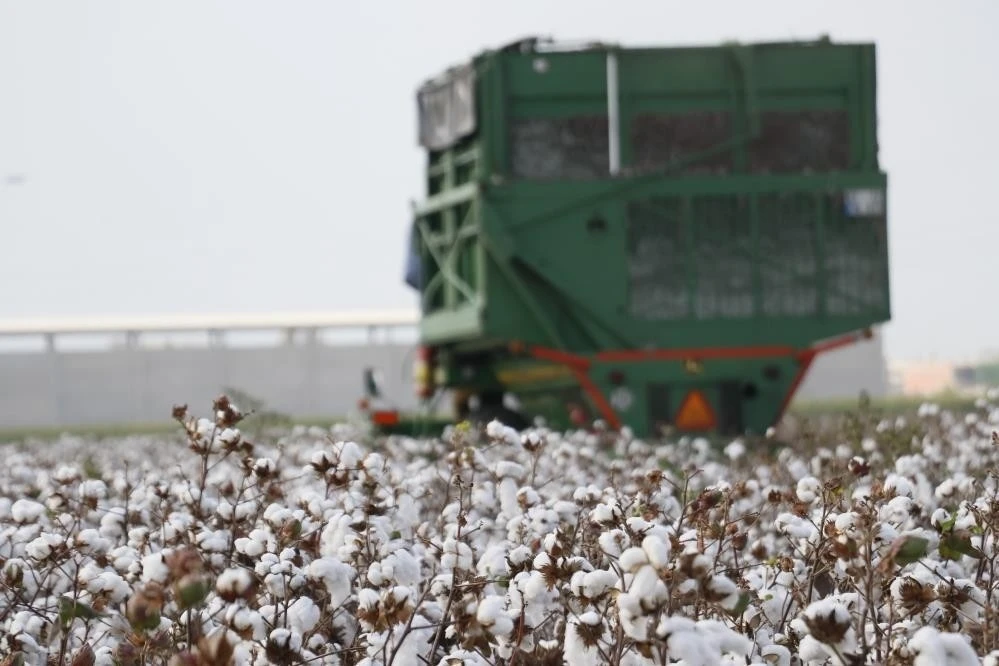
[0, 0, 995, 362]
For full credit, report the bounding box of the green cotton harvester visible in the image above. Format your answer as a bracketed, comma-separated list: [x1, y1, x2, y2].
[390, 35, 890, 439]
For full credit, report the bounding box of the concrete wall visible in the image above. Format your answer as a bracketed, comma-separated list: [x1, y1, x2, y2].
[795, 327, 890, 402]
[0, 328, 889, 429]
[0, 344, 420, 429]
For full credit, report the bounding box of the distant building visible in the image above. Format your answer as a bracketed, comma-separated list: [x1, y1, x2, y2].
[887, 358, 964, 396]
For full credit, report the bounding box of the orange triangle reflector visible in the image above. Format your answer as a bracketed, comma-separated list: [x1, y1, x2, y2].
[674, 390, 716, 431]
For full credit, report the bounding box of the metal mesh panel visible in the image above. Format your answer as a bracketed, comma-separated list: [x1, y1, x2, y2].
[626, 189, 885, 322]
[417, 65, 477, 151]
[749, 111, 850, 173]
[758, 194, 820, 316]
[691, 196, 754, 319]
[824, 192, 888, 315]
[631, 112, 733, 175]
[509, 116, 609, 179]
[626, 197, 687, 320]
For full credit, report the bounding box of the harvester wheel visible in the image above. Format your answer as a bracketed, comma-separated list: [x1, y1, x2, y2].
[471, 404, 531, 432]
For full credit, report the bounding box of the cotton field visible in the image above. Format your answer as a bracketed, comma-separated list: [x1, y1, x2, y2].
[2, 395, 999, 665]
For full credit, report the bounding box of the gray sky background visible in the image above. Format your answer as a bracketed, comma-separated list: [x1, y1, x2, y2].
[0, 0, 995, 362]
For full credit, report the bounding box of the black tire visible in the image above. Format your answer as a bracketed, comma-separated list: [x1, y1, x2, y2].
[470, 404, 531, 432]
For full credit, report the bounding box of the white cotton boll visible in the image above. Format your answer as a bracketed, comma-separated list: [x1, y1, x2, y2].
[909, 626, 980, 666]
[796, 476, 822, 503]
[249, 527, 274, 549]
[216, 568, 254, 597]
[507, 545, 533, 568]
[497, 478, 521, 520]
[619, 546, 648, 573]
[834, 512, 863, 539]
[880, 496, 915, 526]
[517, 486, 541, 509]
[616, 592, 649, 642]
[760, 645, 791, 665]
[8, 610, 47, 643]
[564, 612, 606, 666]
[495, 461, 525, 480]
[367, 563, 386, 587]
[598, 528, 628, 558]
[196, 529, 230, 553]
[706, 574, 738, 600]
[573, 569, 619, 600]
[477, 543, 511, 580]
[572, 485, 603, 505]
[476, 595, 513, 637]
[724, 440, 746, 460]
[386, 585, 415, 611]
[263, 503, 294, 527]
[25, 533, 63, 561]
[796, 598, 859, 662]
[287, 597, 321, 634]
[441, 538, 474, 571]
[775, 513, 817, 541]
[626, 517, 669, 542]
[641, 535, 670, 570]
[53, 465, 81, 484]
[235, 536, 265, 558]
[357, 589, 380, 616]
[486, 420, 520, 444]
[254, 553, 279, 578]
[935, 478, 959, 501]
[660, 618, 752, 664]
[785, 458, 809, 481]
[884, 474, 915, 499]
[140, 553, 170, 583]
[227, 607, 266, 642]
[798, 635, 834, 664]
[268, 628, 304, 656]
[630, 565, 667, 609]
[533, 552, 553, 572]
[218, 427, 240, 445]
[930, 507, 951, 529]
[552, 500, 579, 522]
[94, 646, 116, 666]
[79, 479, 108, 500]
[10, 499, 45, 524]
[307, 557, 355, 607]
[590, 501, 620, 525]
[954, 503, 979, 531]
[917, 403, 940, 418]
[758, 587, 795, 627]
[99, 511, 125, 539]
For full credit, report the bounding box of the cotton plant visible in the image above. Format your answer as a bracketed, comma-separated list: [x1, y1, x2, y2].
[0, 394, 999, 663]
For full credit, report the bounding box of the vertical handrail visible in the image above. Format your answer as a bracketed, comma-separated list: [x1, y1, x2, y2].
[606, 49, 621, 176]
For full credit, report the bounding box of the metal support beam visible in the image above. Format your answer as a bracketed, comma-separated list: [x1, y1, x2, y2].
[606, 50, 621, 175]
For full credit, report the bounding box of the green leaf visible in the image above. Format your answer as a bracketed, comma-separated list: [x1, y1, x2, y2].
[937, 513, 957, 533]
[59, 598, 100, 626]
[895, 536, 930, 566]
[727, 592, 752, 618]
[939, 533, 984, 561]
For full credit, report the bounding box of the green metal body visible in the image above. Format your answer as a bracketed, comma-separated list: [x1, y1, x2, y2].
[406, 36, 890, 438]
